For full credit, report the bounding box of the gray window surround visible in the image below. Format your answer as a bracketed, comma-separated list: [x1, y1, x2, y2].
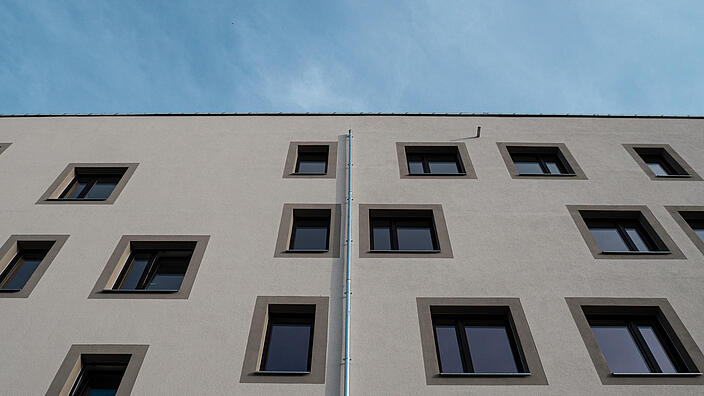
[565, 297, 704, 385]
[623, 144, 702, 181]
[416, 297, 548, 385]
[0, 142, 11, 156]
[37, 163, 139, 205]
[282, 141, 338, 179]
[358, 204, 453, 258]
[240, 296, 329, 384]
[666, 206, 704, 255]
[395, 142, 477, 179]
[45, 344, 149, 396]
[497, 142, 587, 180]
[274, 204, 341, 258]
[567, 205, 685, 259]
[0, 234, 69, 298]
[88, 235, 209, 299]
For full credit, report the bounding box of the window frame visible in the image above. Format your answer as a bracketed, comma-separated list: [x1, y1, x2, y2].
[359, 204, 453, 258]
[567, 205, 685, 259]
[88, 235, 209, 299]
[565, 297, 704, 385]
[240, 296, 329, 384]
[274, 204, 341, 258]
[370, 216, 439, 252]
[416, 297, 548, 385]
[37, 163, 139, 205]
[45, 344, 148, 396]
[666, 206, 704, 256]
[396, 142, 476, 179]
[497, 142, 587, 179]
[283, 141, 338, 179]
[0, 234, 69, 298]
[623, 144, 702, 181]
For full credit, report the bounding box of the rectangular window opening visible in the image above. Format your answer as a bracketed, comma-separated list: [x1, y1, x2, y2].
[0, 242, 53, 291]
[289, 210, 331, 252]
[59, 168, 128, 201]
[260, 308, 315, 373]
[295, 146, 329, 175]
[432, 313, 526, 375]
[405, 147, 465, 175]
[370, 211, 439, 252]
[588, 315, 690, 374]
[508, 148, 574, 176]
[585, 217, 666, 254]
[634, 148, 688, 177]
[113, 247, 194, 292]
[69, 356, 129, 396]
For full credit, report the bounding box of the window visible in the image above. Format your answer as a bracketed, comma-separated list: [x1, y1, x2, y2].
[261, 310, 315, 372]
[275, 204, 341, 258]
[623, 144, 701, 181]
[283, 142, 338, 178]
[567, 205, 684, 259]
[0, 235, 68, 298]
[396, 142, 476, 179]
[240, 296, 329, 384]
[497, 142, 587, 179]
[359, 204, 453, 258]
[89, 235, 209, 299]
[585, 218, 662, 253]
[46, 345, 148, 395]
[70, 359, 128, 395]
[371, 216, 437, 251]
[37, 163, 139, 204]
[433, 314, 524, 374]
[417, 298, 547, 385]
[666, 206, 704, 255]
[566, 298, 704, 385]
[113, 248, 192, 291]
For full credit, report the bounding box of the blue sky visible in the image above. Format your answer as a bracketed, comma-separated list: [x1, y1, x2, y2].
[1, 1, 703, 115]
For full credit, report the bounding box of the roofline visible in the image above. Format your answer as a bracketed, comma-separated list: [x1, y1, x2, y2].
[0, 112, 703, 119]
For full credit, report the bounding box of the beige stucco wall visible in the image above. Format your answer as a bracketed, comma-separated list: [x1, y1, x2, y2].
[0, 115, 702, 395]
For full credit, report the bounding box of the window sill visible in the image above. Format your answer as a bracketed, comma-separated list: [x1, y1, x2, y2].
[516, 173, 577, 177]
[0, 288, 21, 292]
[289, 172, 327, 176]
[654, 174, 692, 178]
[611, 372, 702, 377]
[100, 289, 180, 293]
[45, 198, 108, 201]
[254, 370, 311, 375]
[369, 249, 441, 253]
[439, 372, 531, 377]
[285, 249, 329, 253]
[407, 173, 467, 176]
[600, 250, 671, 255]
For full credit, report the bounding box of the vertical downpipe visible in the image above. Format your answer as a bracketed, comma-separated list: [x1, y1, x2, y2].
[343, 129, 352, 396]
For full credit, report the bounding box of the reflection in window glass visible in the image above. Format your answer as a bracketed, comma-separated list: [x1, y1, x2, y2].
[262, 314, 313, 372]
[591, 325, 650, 373]
[465, 325, 519, 373]
[638, 325, 677, 373]
[290, 217, 329, 251]
[434, 325, 464, 373]
[0, 249, 49, 290]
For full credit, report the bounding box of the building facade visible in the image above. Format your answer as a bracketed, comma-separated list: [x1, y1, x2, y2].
[0, 114, 703, 395]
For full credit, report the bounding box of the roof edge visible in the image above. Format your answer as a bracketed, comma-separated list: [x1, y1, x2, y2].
[0, 112, 703, 119]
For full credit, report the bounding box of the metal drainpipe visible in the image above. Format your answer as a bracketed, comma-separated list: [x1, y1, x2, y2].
[343, 129, 352, 396]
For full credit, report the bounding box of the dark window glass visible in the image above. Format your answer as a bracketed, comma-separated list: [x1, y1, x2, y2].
[261, 312, 314, 372]
[70, 363, 126, 396]
[370, 216, 437, 251]
[114, 249, 192, 291]
[465, 324, 519, 373]
[585, 219, 660, 253]
[510, 152, 570, 175]
[0, 248, 49, 291]
[295, 147, 328, 175]
[406, 150, 463, 175]
[60, 175, 121, 200]
[433, 315, 524, 374]
[640, 154, 678, 176]
[684, 218, 704, 242]
[434, 325, 464, 373]
[589, 317, 686, 374]
[290, 215, 330, 251]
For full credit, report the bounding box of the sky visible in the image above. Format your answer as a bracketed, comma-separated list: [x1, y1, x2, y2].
[1, 0, 703, 115]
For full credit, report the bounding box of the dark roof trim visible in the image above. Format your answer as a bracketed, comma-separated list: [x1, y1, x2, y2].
[0, 113, 703, 119]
